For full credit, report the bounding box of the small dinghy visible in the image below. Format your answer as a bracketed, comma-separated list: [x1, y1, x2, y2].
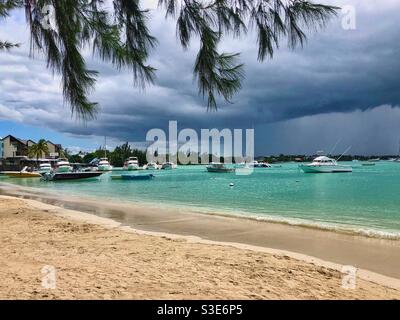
[111, 174, 154, 181]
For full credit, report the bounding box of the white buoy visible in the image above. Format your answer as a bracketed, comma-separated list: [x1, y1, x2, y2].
[229, 183, 234, 187]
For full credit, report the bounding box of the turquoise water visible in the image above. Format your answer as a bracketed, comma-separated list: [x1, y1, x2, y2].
[2, 162, 400, 238]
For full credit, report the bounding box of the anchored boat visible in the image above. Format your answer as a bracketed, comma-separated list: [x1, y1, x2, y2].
[161, 162, 177, 170]
[124, 157, 140, 170]
[38, 162, 52, 174]
[299, 156, 352, 173]
[4, 171, 42, 178]
[98, 158, 113, 171]
[206, 163, 235, 173]
[42, 171, 104, 181]
[56, 158, 73, 173]
[111, 174, 154, 181]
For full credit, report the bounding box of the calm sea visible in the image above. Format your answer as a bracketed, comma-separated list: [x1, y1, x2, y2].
[2, 162, 400, 238]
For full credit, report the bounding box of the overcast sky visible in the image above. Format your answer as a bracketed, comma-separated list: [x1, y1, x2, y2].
[0, 0, 399, 155]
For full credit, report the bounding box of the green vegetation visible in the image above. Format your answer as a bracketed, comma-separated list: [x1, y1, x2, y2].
[28, 139, 49, 161]
[67, 142, 147, 166]
[0, 0, 338, 119]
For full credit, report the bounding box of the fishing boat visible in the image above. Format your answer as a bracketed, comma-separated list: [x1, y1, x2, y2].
[145, 162, 159, 170]
[250, 160, 271, 168]
[97, 137, 113, 171]
[206, 162, 235, 173]
[56, 158, 72, 173]
[38, 162, 52, 174]
[161, 162, 177, 170]
[111, 174, 154, 181]
[124, 157, 140, 171]
[97, 158, 113, 171]
[299, 156, 352, 173]
[42, 171, 103, 181]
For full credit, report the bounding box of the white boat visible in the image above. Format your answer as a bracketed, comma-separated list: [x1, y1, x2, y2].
[125, 157, 139, 171]
[38, 162, 52, 174]
[299, 156, 352, 173]
[98, 158, 113, 171]
[146, 162, 159, 170]
[161, 162, 177, 170]
[238, 160, 271, 168]
[251, 160, 272, 168]
[206, 162, 235, 173]
[56, 158, 73, 173]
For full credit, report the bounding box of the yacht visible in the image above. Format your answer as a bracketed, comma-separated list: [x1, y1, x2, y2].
[146, 162, 159, 170]
[237, 160, 271, 168]
[299, 156, 352, 173]
[97, 158, 113, 171]
[251, 160, 272, 168]
[206, 162, 235, 173]
[125, 157, 139, 170]
[38, 162, 52, 174]
[161, 162, 177, 170]
[56, 158, 73, 173]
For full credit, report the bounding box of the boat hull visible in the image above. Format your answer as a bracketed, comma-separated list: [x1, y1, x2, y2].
[206, 167, 235, 173]
[48, 172, 104, 181]
[56, 166, 72, 173]
[299, 165, 352, 173]
[5, 172, 42, 178]
[112, 174, 154, 180]
[98, 165, 113, 171]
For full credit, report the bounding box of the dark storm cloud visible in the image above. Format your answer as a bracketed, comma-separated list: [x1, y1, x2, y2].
[0, 0, 399, 153]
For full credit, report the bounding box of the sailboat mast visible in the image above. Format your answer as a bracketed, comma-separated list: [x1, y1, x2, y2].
[104, 136, 107, 158]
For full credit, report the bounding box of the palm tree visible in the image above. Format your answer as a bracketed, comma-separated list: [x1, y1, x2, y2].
[1, 0, 338, 119]
[28, 139, 49, 165]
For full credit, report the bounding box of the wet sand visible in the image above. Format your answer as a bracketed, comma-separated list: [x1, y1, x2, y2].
[1, 183, 400, 281]
[1, 195, 399, 299]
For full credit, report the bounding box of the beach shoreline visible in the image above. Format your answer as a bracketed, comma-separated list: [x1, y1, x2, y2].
[1, 192, 400, 299]
[1, 182, 400, 282]
[0, 196, 400, 299]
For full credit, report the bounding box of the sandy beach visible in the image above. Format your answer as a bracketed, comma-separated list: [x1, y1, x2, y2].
[0, 194, 399, 300]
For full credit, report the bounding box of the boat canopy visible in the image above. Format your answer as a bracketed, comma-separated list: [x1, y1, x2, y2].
[313, 156, 336, 163]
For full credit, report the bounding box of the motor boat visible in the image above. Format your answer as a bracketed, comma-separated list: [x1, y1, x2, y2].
[4, 167, 42, 178]
[38, 162, 52, 174]
[161, 162, 177, 170]
[299, 156, 352, 173]
[251, 160, 271, 168]
[145, 162, 159, 170]
[56, 159, 73, 173]
[206, 162, 235, 173]
[97, 158, 113, 171]
[42, 171, 103, 181]
[124, 157, 140, 171]
[111, 174, 154, 181]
